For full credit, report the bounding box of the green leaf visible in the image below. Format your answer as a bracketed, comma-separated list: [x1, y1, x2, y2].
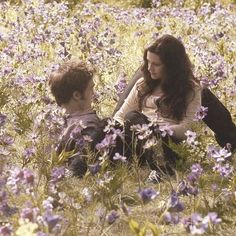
[139, 226, 146, 236]
[147, 223, 161, 236]
[129, 219, 140, 235]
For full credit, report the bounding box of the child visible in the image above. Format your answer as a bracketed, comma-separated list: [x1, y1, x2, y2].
[49, 61, 104, 177]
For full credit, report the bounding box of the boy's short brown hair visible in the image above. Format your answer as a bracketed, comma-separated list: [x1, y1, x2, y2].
[49, 61, 94, 106]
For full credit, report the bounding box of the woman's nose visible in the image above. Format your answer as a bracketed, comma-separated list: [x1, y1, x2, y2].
[148, 63, 153, 72]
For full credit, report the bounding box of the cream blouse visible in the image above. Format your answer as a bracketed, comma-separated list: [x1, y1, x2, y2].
[113, 78, 202, 140]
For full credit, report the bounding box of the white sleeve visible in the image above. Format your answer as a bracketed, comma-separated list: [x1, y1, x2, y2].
[113, 78, 143, 125]
[168, 85, 202, 140]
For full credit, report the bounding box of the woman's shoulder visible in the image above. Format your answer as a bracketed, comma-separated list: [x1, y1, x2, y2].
[191, 79, 202, 91]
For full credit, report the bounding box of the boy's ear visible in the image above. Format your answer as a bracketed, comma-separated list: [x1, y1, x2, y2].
[72, 91, 81, 101]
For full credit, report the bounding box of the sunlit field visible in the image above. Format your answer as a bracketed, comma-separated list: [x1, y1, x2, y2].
[0, 0, 236, 235]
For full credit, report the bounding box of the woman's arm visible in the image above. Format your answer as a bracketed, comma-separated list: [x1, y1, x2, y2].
[113, 78, 143, 125]
[168, 85, 202, 140]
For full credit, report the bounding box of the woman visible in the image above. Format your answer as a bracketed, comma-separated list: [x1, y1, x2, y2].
[113, 35, 201, 173]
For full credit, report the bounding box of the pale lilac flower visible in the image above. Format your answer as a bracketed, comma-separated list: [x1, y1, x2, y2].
[205, 212, 221, 224]
[130, 124, 152, 140]
[42, 197, 54, 211]
[96, 208, 105, 221]
[0, 147, 10, 156]
[185, 130, 198, 147]
[194, 106, 208, 121]
[159, 125, 174, 137]
[37, 232, 49, 236]
[185, 130, 197, 140]
[106, 211, 119, 224]
[210, 147, 232, 162]
[139, 188, 159, 204]
[187, 164, 203, 185]
[113, 153, 127, 162]
[82, 187, 92, 202]
[143, 137, 158, 149]
[152, 0, 161, 8]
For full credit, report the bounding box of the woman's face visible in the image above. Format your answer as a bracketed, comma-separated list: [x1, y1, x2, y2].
[147, 51, 165, 80]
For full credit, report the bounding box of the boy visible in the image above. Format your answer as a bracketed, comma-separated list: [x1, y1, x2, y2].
[49, 61, 104, 177]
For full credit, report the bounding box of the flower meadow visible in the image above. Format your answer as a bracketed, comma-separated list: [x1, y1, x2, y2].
[0, 0, 236, 235]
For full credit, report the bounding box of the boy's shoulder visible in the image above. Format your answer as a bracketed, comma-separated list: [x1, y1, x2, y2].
[67, 111, 101, 128]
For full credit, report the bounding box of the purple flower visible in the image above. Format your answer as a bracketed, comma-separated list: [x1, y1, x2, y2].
[23, 169, 35, 185]
[183, 212, 221, 234]
[50, 167, 65, 184]
[6, 167, 35, 194]
[0, 224, 12, 236]
[168, 191, 185, 212]
[190, 164, 203, 177]
[0, 113, 7, 127]
[95, 134, 116, 152]
[20, 207, 39, 222]
[44, 212, 62, 232]
[164, 212, 180, 224]
[23, 147, 36, 160]
[114, 77, 127, 96]
[0, 203, 18, 217]
[139, 188, 159, 204]
[187, 164, 203, 185]
[177, 181, 199, 196]
[88, 162, 101, 175]
[106, 211, 119, 224]
[0, 135, 14, 145]
[183, 213, 207, 234]
[194, 106, 208, 121]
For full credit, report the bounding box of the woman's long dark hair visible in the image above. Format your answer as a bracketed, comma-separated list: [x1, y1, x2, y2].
[139, 35, 198, 121]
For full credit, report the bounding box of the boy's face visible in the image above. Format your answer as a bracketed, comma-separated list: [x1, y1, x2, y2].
[82, 79, 95, 104]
